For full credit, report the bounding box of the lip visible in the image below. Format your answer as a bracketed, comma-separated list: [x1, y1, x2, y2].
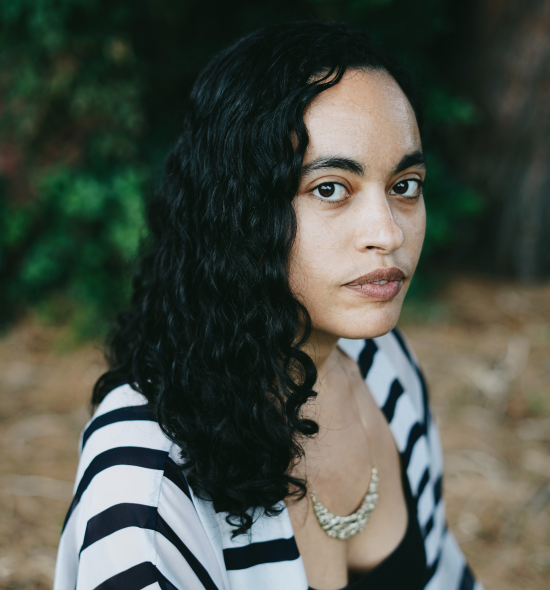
[343, 267, 405, 301]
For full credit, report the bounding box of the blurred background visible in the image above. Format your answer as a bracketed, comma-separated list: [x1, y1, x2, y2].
[0, 1, 549, 588]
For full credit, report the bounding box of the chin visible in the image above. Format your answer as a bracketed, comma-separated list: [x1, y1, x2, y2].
[340, 314, 400, 340]
[315, 300, 404, 341]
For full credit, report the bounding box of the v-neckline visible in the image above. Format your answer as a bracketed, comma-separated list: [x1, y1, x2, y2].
[280, 335, 422, 587]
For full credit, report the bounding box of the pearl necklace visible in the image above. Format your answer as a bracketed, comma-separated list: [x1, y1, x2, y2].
[310, 466, 379, 540]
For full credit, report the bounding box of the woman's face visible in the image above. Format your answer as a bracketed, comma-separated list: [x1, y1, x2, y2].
[289, 69, 426, 341]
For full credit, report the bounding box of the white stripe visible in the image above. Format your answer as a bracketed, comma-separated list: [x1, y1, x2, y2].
[388, 392, 418, 452]
[417, 477, 435, 529]
[77, 527, 155, 590]
[54, 529, 78, 590]
[76, 420, 171, 483]
[156, 532, 212, 590]
[92, 384, 148, 418]
[142, 584, 162, 590]
[226, 557, 308, 590]
[64, 464, 165, 552]
[424, 499, 446, 566]
[192, 495, 231, 590]
[82, 413, 159, 451]
[365, 348, 397, 407]
[158, 477, 225, 589]
[376, 331, 425, 419]
[424, 531, 465, 590]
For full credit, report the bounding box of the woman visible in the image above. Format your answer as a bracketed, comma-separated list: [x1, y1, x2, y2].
[54, 21, 482, 590]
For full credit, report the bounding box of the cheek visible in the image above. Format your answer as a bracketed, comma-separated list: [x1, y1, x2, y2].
[288, 205, 343, 305]
[399, 200, 426, 261]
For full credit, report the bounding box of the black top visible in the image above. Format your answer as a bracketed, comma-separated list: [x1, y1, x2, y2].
[309, 457, 426, 590]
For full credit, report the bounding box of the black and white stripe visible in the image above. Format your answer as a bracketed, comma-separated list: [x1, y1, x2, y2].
[54, 328, 483, 590]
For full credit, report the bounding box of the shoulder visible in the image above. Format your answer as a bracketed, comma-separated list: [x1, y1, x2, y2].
[338, 327, 428, 424]
[74, 384, 173, 495]
[338, 327, 424, 389]
[55, 384, 224, 590]
[81, 382, 168, 449]
[373, 327, 424, 389]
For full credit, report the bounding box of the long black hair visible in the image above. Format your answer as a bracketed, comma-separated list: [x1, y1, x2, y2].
[93, 20, 421, 536]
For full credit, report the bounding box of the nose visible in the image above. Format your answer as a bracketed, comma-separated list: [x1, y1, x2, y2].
[352, 188, 405, 253]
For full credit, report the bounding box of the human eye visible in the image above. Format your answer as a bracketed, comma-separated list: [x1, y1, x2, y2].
[311, 182, 349, 203]
[390, 178, 423, 199]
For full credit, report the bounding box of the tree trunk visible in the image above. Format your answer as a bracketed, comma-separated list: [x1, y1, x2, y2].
[459, 0, 550, 281]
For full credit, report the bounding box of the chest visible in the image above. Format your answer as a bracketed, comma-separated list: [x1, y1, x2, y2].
[286, 379, 408, 589]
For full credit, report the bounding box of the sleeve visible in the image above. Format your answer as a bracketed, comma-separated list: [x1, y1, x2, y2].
[53, 390, 225, 590]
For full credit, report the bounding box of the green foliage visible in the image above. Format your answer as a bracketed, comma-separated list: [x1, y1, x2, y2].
[0, 0, 484, 335]
[1, 165, 145, 334]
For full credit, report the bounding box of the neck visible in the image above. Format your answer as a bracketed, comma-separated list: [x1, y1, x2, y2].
[302, 328, 340, 385]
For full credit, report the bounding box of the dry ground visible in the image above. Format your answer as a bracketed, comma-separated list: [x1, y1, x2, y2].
[0, 276, 549, 589]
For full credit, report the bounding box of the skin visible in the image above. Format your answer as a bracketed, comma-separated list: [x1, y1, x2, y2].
[285, 69, 426, 590]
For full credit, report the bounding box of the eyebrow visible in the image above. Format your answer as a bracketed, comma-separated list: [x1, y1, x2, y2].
[300, 150, 426, 179]
[300, 156, 364, 178]
[392, 150, 426, 175]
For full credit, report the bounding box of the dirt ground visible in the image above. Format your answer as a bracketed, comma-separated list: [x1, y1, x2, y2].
[0, 275, 549, 590]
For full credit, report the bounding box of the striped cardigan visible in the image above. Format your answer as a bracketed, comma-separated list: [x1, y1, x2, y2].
[54, 329, 483, 590]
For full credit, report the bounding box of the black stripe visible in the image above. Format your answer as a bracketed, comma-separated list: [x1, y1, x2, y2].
[80, 503, 157, 553]
[401, 422, 425, 468]
[391, 327, 413, 364]
[433, 475, 443, 505]
[459, 565, 476, 590]
[95, 562, 178, 590]
[358, 339, 378, 378]
[423, 515, 434, 538]
[157, 569, 179, 590]
[223, 537, 300, 570]
[163, 457, 192, 501]
[82, 405, 155, 450]
[156, 514, 219, 590]
[62, 446, 167, 532]
[416, 468, 430, 500]
[94, 562, 158, 590]
[381, 379, 404, 423]
[416, 364, 431, 426]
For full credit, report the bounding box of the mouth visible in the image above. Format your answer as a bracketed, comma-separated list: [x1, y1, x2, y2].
[343, 267, 406, 301]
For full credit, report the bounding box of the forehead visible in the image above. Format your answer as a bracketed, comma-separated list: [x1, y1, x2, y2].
[303, 69, 421, 169]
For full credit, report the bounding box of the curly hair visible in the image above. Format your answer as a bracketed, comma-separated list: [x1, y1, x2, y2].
[93, 20, 421, 536]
